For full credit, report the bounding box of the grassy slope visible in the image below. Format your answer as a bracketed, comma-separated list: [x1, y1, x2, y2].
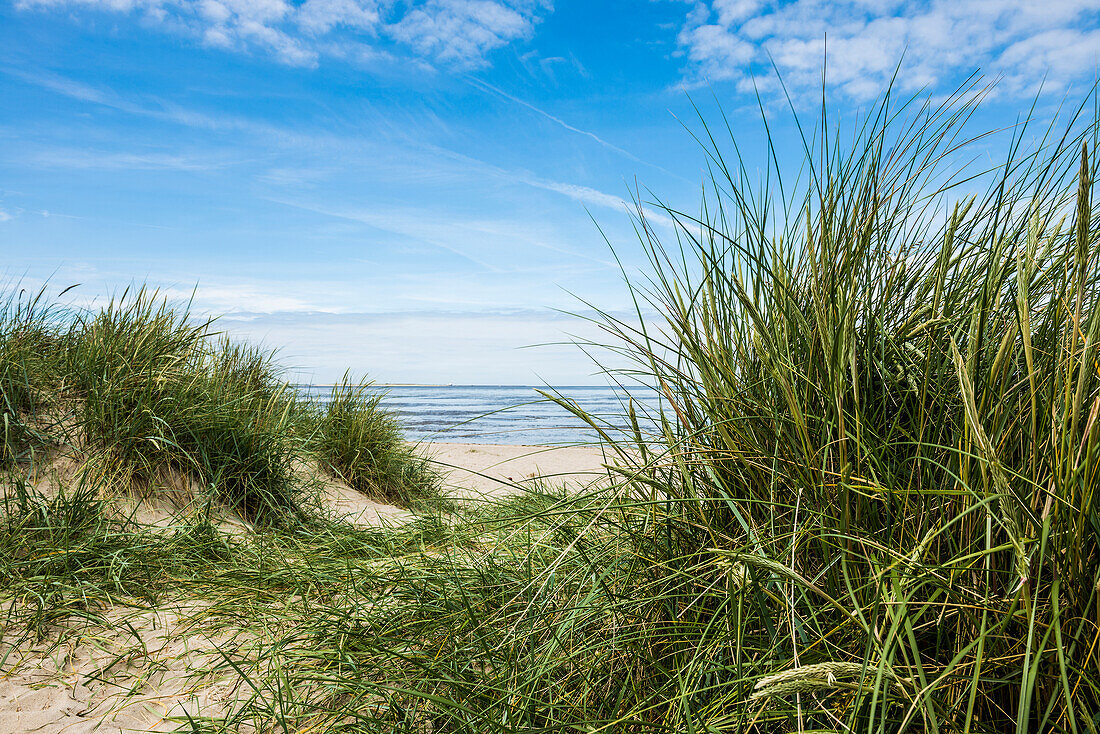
[1, 287, 441, 519]
[3, 82, 1100, 734]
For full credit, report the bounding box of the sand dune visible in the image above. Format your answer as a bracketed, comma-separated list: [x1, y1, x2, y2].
[0, 441, 611, 734]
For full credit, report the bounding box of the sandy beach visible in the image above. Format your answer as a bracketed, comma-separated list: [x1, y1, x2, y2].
[315, 442, 610, 526]
[424, 442, 611, 497]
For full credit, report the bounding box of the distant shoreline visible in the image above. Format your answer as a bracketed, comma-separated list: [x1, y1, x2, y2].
[294, 383, 631, 389]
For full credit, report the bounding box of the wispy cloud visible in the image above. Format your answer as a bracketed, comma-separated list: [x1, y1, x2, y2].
[27, 148, 241, 171]
[522, 177, 676, 229]
[267, 196, 621, 273]
[673, 0, 1100, 99]
[14, 0, 553, 69]
[390, 0, 547, 67]
[6, 65, 672, 234]
[2, 67, 275, 136]
[7, 68, 121, 105]
[159, 283, 331, 314]
[400, 135, 681, 228]
[0, 209, 12, 222]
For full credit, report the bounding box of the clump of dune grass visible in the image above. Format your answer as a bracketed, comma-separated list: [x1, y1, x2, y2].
[0, 286, 439, 524]
[1, 480, 178, 636]
[309, 376, 443, 511]
[206, 80, 1100, 733]
[531, 81, 1100, 730]
[0, 286, 62, 468]
[59, 288, 301, 521]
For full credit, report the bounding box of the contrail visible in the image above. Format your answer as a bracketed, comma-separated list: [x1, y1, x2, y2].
[465, 76, 638, 158]
[464, 76, 690, 183]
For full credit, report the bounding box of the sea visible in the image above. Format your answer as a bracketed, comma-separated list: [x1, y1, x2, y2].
[296, 384, 664, 445]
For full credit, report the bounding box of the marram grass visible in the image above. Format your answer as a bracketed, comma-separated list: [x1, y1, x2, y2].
[541, 83, 1100, 730]
[0, 286, 62, 468]
[0, 286, 438, 520]
[309, 375, 445, 512]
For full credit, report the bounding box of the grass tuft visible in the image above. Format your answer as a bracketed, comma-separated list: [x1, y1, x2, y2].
[0, 287, 60, 467]
[309, 376, 444, 511]
[61, 288, 299, 521]
[0, 286, 439, 522]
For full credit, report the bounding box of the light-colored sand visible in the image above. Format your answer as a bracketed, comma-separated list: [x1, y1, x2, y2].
[0, 441, 611, 733]
[0, 603, 250, 734]
[314, 442, 610, 525]
[315, 479, 414, 525]
[423, 442, 611, 499]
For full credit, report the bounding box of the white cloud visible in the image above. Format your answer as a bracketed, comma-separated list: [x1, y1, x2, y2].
[996, 28, 1100, 92]
[712, 0, 759, 26]
[297, 0, 380, 34]
[678, 22, 755, 75]
[160, 283, 332, 314]
[674, 0, 1100, 99]
[15, 0, 551, 68]
[0, 209, 12, 222]
[391, 0, 541, 68]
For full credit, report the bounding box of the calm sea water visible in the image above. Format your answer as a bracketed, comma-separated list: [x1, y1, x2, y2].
[297, 384, 664, 445]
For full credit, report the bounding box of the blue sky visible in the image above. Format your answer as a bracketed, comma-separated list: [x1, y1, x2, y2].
[2, 0, 1099, 384]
